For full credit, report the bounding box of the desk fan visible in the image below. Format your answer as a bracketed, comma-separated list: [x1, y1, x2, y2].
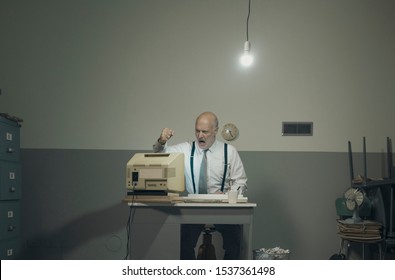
[344, 187, 365, 224]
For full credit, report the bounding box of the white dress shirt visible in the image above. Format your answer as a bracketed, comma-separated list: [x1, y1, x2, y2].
[153, 139, 247, 194]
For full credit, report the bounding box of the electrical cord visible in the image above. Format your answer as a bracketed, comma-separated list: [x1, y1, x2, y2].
[246, 0, 251, 41]
[124, 184, 137, 260]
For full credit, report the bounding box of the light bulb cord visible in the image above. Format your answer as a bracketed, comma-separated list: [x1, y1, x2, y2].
[246, 0, 251, 42]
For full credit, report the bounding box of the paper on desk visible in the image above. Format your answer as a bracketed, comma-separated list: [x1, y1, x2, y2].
[182, 194, 248, 203]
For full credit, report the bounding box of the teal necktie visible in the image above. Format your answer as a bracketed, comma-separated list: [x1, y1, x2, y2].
[199, 150, 208, 194]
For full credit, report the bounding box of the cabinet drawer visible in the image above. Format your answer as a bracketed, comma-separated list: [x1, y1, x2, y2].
[0, 161, 21, 200]
[0, 201, 21, 239]
[0, 237, 21, 259]
[0, 118, 20, 162]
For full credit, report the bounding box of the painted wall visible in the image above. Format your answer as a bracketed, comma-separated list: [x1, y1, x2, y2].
[1, 0, 394, 152]
[1, 0, 394, 259]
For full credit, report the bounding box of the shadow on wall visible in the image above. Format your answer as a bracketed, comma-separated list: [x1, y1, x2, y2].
[241, 151, 298, 256]
[19, 149, 136, 260]
[250, 183, 298, 255]
[21, 203, 129, 259]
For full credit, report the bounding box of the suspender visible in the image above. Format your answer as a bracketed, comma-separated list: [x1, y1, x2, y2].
[222, 142, 228, 192]
[190, 141, 197, 193]
[190, 141, 228, 193]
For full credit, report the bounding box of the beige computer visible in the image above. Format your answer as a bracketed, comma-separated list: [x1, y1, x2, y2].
[126, 153, 185, 194]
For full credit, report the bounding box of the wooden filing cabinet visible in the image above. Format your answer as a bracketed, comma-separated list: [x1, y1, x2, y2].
[0, 116, 21, 259]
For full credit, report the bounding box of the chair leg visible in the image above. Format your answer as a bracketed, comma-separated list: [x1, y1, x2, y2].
[340, 239, 349, 258]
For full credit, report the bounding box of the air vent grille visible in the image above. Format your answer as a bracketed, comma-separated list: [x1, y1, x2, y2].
[282, 122, 313, 136]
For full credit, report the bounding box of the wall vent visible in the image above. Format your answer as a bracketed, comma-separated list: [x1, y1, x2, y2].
[282, 122, 313, 136]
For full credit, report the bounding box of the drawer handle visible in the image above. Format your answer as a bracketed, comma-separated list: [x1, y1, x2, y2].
[9, 187, 16, 193]
[7, 248, 14, 257]
[8, 225, 15, 231]
[7, 147, 15, 153]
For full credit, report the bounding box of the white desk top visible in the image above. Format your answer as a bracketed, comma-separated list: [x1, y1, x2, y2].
[123, 194, 257, 208]
[129, 202, 257, 208]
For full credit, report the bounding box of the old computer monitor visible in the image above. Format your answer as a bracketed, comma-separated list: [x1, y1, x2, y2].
[126, 152, 185, 194]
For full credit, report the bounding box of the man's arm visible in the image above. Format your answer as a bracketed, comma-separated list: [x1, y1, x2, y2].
[230, 148, 248, 195]
[153, 128, 175, 152]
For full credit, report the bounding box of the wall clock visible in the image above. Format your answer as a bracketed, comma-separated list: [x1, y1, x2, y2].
[221, 123, 239, 141]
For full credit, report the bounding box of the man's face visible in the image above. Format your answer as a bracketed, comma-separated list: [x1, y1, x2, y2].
[195, 116, 218, 150]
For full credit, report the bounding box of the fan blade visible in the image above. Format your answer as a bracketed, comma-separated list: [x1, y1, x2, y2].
[355, 191, 364, 205]
[346, 199, 356, 210]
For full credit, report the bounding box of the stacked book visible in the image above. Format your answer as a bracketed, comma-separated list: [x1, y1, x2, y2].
[337, 219, 382, 242]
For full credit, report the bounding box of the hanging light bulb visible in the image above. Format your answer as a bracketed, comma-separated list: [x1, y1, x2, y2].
[240, 41, 253, 67]
[240, 0, 253, 67]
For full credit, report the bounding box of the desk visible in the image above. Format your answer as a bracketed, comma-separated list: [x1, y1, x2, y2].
[126, 202, 257, 260]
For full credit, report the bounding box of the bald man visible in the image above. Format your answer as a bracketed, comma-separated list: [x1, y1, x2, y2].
[153, 112, 247, 259]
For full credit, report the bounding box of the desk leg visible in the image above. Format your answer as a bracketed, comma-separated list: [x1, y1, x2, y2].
[242, 223, 253, 260]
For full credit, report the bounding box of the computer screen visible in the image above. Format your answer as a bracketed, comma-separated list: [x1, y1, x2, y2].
[126, 152, 185, 194]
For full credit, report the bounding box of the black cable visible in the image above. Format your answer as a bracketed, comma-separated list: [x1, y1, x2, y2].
[246, 0, 251, 41]
[124, 185, 137, 260]
[124, 205, 133, 260]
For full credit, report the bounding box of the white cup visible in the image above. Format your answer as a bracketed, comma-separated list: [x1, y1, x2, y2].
[228, 190, 238, 203]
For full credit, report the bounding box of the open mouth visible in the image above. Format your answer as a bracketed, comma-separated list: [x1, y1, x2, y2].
[198, 139, 207, 146]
